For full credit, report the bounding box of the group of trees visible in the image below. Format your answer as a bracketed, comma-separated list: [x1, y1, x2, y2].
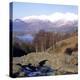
[33, 30, 62, 53]
[33, 30, 77, 53]
[13, 29, 77, 57]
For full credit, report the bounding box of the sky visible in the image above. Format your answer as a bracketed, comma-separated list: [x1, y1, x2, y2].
[10, 2, 78, 20]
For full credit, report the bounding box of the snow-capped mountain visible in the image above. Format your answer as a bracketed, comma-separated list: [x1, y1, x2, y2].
[12, 12, 78, 33]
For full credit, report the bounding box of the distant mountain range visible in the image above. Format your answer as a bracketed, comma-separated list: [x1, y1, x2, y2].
[12, 18, 77, 34]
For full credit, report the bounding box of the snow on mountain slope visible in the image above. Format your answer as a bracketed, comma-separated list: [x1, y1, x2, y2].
[13, 12, 78, 33]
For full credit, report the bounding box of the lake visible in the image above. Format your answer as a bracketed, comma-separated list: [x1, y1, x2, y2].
[17, 34, 34, 42]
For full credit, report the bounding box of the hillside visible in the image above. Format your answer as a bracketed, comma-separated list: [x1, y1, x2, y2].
[13, 17, 77, 34]
[47, 36, 77, 54]
[12, 36, 78, 77]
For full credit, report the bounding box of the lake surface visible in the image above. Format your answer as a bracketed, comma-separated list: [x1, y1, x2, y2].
[17, 34, 34, 42]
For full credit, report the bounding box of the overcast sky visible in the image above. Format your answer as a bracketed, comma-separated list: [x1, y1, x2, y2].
[11, 2, 78, 20]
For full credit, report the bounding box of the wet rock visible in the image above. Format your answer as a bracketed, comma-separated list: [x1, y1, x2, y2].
[18, 64, 54, 77]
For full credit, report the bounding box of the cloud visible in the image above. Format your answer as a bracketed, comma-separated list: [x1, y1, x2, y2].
[21, 12, 78, 22]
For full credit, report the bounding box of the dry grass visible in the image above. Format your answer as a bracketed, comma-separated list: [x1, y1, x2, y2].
[13, 36, 78, 75]
[47, 36, 78, 54]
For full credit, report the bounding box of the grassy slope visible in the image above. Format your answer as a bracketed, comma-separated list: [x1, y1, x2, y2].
[47, 36, 78, 54]
[13, 36, 78, 74]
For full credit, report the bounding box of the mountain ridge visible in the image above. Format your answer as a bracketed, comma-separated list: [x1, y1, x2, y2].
[13, 18, 77, 34]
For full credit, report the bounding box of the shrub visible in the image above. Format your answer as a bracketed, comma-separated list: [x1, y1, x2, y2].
[64, 48, 73, 55]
